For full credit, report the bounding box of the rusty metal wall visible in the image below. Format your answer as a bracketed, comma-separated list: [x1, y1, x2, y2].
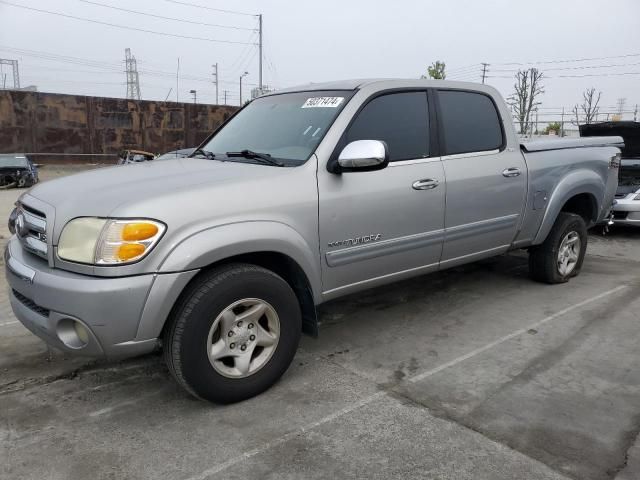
[0, 91, 238, 163]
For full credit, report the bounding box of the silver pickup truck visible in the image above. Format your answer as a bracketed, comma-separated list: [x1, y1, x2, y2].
[6, 80, 622, 403]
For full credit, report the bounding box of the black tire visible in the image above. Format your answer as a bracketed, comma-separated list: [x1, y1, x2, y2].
[529, 212, 588, 284]
[164, 263, 302, 403]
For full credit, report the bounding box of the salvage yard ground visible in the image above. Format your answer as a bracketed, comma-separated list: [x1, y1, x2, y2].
[1, 166, 639, 480]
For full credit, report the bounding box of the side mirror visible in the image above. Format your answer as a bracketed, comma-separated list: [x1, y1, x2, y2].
[337, 140, 388, 172]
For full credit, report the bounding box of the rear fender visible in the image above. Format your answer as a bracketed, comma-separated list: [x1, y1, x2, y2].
[533, 170, 603, 245]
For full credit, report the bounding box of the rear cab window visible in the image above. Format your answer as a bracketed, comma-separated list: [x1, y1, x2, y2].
[437, 90, 504, 155]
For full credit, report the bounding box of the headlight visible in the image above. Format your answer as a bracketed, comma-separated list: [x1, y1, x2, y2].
[634, 193, 640, 201]
[58, 218, 165, 265]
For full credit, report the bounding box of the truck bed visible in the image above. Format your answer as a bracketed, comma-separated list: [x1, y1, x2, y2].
[521, 136, 624, 152]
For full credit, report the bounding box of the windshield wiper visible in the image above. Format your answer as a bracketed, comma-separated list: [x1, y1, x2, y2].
[225, 149, 284, 167]
[191, 148, 216, 160]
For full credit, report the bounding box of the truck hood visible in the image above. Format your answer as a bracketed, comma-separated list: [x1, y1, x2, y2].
[26, 158, 291, 232]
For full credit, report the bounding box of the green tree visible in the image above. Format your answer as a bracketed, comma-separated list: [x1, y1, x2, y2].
[544, 122, 561, 135]
[425, 61, 446, 80]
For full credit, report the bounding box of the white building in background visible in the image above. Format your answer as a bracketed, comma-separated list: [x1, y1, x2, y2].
[251, 86, 275, 99]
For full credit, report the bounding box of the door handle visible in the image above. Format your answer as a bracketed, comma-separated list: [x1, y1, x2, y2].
[502, 167, 521, 178]
[412, 179, 439, 190]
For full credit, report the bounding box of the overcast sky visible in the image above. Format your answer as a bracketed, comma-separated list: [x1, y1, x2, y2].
[1, 0, 639, 122]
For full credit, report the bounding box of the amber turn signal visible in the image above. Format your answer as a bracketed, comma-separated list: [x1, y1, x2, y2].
[121, 222, 159, 241]
[117, 243, 146, 261]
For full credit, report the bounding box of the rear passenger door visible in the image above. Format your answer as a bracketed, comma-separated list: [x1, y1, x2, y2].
[436, 89, 527, 265]
[318, 91, 445, 296]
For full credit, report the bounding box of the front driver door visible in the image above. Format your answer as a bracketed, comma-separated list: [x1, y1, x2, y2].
[317, 90, 446, 298]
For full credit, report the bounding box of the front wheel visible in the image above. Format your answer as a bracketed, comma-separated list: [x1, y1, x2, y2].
[529, 212, 588, 284]
[164, 263, 301, 403]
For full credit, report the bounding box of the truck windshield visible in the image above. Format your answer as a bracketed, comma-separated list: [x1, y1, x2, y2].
[200, 90, 352, 165]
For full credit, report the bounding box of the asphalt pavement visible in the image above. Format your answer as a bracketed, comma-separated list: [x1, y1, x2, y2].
[1, 168, 639, 480]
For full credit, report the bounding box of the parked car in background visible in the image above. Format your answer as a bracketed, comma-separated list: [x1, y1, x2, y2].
[580, 121, 640, 226]
[117, 149, 156, 165]
[6, 79, 621, 403]
[0, 153, 39, 188]
[155, 148, 195, 161]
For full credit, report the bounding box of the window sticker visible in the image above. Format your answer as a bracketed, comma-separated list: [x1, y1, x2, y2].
[302, 97, 345, 108]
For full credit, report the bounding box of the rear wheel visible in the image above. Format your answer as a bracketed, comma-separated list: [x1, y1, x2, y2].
[529, 212, 587, 284]
[164, 263, 301, 403]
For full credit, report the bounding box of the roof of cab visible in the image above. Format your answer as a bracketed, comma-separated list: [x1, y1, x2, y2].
[267, 78, 495, 95]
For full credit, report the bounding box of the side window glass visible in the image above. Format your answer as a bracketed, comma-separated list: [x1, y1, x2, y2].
[346, 92, 429, 161]
[438, 90, 503, 155]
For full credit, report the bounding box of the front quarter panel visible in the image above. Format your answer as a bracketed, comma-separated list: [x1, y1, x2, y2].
[158, 221, 323, 301]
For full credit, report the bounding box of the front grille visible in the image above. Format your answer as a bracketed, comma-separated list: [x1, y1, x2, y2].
[12, 289, 50, 317]
[16, 203, 48, 259]
[613, 211, 629, 220]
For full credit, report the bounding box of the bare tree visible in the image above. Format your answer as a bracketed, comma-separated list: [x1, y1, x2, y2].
[508, 69, 545, 135]
[572, 88, 602, 125]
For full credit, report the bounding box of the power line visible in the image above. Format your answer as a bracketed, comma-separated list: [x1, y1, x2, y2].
[161, 0, 257, 17]
[77, 0, 256, 31]
[4, 47, 260, 86]
[446, 64, 481, 74]
[0, 1, 257, 45]
[492, 52, 640, 67]
[490, 61, 640, 73]
[487, 71, 640, 79]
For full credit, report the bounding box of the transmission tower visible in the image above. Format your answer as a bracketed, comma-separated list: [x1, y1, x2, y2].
[0, 58, 20, 89]
[124, 48, 141, 100]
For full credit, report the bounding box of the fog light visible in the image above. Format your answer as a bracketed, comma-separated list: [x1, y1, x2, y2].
[56, 318, 90, 349]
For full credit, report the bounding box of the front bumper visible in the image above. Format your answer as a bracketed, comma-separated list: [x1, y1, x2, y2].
[5, 236, 197, 358]
[612, 199, 640, 226]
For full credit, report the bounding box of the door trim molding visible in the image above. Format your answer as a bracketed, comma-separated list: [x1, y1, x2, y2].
[325, 229, 444, 268]
[441, 149, 500, 161]
[445, 214, 519, 242]
[389, 157, 441, 167]
[322, 260, 440, 297]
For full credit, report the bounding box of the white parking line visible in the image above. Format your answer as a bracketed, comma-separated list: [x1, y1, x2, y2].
[88, 388, 167, 418]
[0, 320, 18, 327]
[183, 284, 627, 480]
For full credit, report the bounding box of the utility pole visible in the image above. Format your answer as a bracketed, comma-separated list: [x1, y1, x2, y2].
[560, 107, 565, 137]
[124, 48, 141, 100]
[239, 71, 249, 106]
[190, 89, 197, 104]
[212, 63, 219, 105]
[176, 57, 180, 103]
[258, 14, 263, 93]
[616, 97, 626, 117]
[635, 104, 638, 122]
[223, 90, 228, 105]
[481, 63, 489, 84]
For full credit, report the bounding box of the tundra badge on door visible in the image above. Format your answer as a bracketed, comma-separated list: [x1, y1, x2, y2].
[328, 234, 382, 248]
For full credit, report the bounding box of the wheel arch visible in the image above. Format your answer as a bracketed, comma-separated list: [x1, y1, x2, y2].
[157, 222, 321, 337]
[532, 170, 603, 245]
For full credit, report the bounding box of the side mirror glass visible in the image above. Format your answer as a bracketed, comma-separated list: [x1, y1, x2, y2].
[337, 140, 388, 171]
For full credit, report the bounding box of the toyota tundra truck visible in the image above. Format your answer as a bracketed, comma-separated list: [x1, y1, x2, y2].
[5, 79, 622, 403]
